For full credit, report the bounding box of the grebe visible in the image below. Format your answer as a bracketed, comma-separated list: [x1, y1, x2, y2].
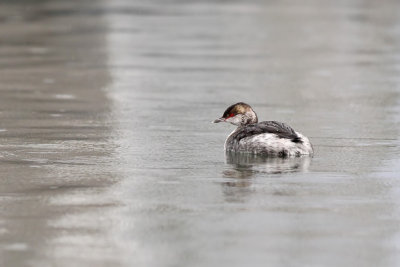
[213, 102, 313, 157]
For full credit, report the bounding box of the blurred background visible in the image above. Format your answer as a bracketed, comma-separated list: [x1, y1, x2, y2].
[1, 0, 400, 266]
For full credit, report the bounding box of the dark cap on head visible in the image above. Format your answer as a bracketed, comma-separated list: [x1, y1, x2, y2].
[222, 102, 253, 118]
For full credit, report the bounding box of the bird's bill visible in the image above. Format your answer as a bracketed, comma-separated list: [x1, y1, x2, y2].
[212, 118, 224, 123]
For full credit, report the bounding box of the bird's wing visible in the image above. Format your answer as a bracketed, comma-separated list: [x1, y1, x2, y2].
[235, 121, 301, 142]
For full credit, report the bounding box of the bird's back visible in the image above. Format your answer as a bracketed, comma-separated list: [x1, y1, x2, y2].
[225, 121, 313, 157]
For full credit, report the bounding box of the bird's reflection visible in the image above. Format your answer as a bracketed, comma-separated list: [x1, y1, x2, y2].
[223, 151, 311, 186]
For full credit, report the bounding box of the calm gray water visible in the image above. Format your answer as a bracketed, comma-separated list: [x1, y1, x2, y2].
[1, 0, 400, 266]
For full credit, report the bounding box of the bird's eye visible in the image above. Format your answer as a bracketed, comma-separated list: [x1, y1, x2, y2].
[229, 113, 234, 118]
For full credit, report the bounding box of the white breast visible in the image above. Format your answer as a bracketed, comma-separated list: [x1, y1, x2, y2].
[228, 131, 313, 156]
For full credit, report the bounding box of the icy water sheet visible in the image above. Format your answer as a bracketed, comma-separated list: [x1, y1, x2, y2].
[1, 0, 400, 266]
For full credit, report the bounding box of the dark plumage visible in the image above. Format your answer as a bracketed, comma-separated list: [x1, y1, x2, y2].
[233, 121, 302, 144]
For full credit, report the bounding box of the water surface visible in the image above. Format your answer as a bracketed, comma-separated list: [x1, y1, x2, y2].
[1, 0, 400, 266]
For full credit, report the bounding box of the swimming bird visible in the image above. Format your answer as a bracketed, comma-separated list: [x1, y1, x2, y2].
[213, 102, 313, 157]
